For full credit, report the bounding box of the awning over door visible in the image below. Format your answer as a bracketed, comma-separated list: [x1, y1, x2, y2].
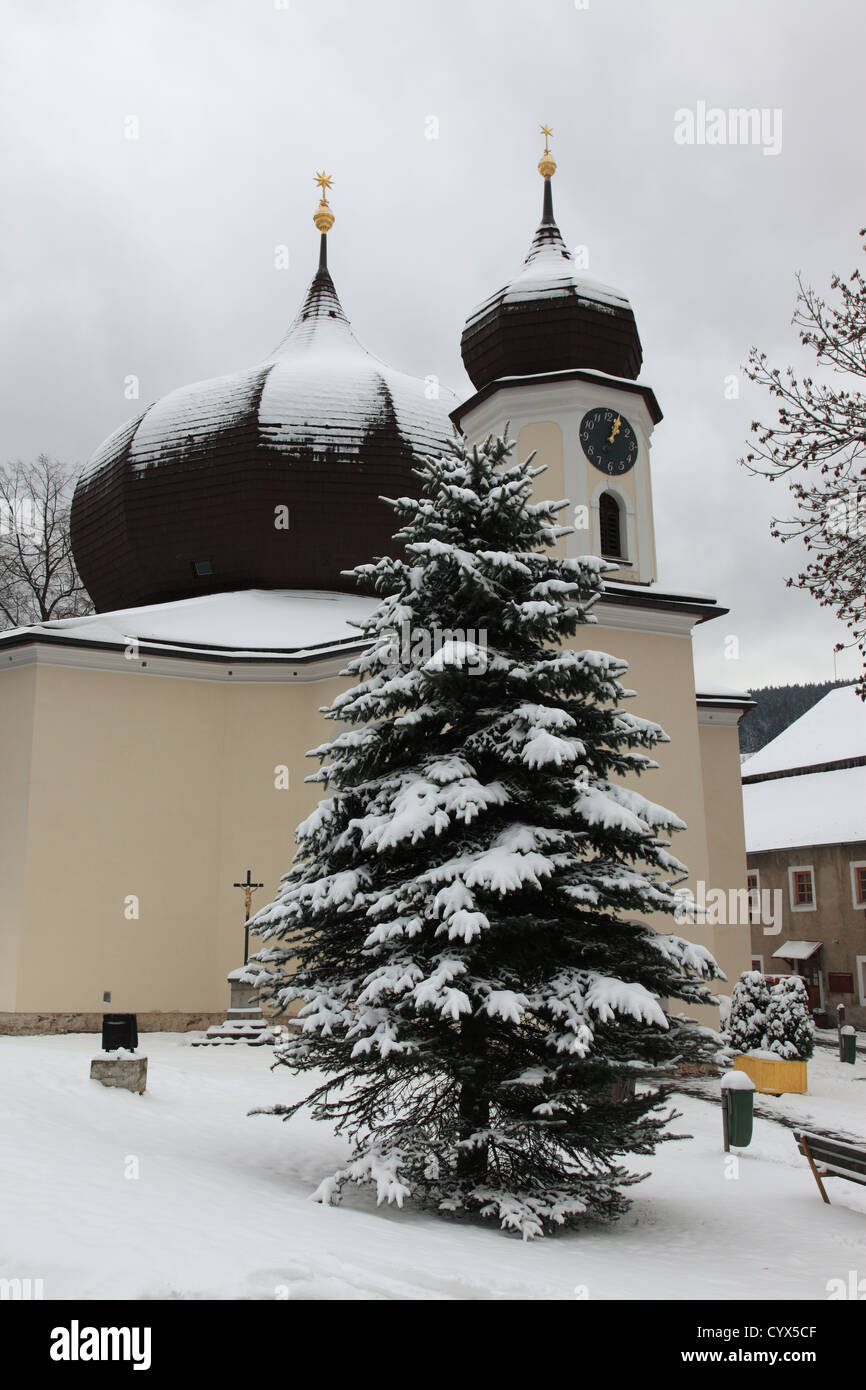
[771, 940, 822, 961]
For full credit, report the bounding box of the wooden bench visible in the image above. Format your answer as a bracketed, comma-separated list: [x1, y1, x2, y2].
[794, 1129, 866, 1204]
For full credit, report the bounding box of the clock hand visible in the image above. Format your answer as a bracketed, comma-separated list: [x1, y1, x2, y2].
[607, 415, 622, 446]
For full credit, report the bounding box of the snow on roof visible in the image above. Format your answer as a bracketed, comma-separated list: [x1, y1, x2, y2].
[695, 684, 754, 703]
[742, 686, 864, 779]
[462, 194, 635, 333]
[465, 249, 632, 326]
[0, 589, 378, 660]
[1, 583, 733, 669]
[771, 941, 822, 961]
[79, 266, 458, 487]
[500, 247, 630, 310]
[743, 763, 866, 853]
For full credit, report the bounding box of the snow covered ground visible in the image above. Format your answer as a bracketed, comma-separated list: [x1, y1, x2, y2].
[2, 1033, 864, 1301]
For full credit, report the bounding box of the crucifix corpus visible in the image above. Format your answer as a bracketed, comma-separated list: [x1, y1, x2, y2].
[233, 869, 264, 965]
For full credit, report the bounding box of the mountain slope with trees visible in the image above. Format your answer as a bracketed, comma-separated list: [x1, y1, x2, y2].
[739, 679, 851, 756]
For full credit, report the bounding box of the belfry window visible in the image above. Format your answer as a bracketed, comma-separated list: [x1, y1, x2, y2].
[599, 492, 624, 559]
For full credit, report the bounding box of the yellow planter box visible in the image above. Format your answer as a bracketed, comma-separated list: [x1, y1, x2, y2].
[733, 1054, 807, 1096]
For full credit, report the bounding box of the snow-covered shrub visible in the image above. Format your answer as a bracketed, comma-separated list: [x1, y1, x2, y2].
[725, 971, 771, 1054]
[763, 975, 815, 1060]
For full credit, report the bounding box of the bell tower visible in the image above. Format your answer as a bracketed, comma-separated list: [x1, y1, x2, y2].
[454, 128, 661, 586]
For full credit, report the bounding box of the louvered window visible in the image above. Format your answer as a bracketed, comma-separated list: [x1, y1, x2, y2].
[599, 492, 623, 558]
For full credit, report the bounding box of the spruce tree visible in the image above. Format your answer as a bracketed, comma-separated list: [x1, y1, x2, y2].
[764, 975, 815, 1060]
[726, 971, 772, 1054]
[247, 433, 722, 1238]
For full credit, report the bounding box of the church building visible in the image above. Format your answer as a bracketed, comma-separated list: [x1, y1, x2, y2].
[0, 139, 753, 1032]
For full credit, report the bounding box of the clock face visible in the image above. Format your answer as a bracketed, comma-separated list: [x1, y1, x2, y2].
[579, 407, 638, 476]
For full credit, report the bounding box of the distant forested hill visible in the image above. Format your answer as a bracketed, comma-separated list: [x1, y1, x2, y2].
[739, 679, 853, 756]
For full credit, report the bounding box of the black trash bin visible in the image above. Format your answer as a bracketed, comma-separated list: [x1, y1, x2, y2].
[101, 1013, 138, 1052]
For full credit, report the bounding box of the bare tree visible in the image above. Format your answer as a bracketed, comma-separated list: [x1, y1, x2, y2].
[740, 228, 866, 695]
[0, 455, 93, 628]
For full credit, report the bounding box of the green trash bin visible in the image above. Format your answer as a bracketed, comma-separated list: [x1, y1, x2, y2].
[721, 1071, 755, 1148]
[840, 1027, 857, 1065]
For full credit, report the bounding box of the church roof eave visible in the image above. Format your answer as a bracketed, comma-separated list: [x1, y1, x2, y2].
[451, 368, 663, 429]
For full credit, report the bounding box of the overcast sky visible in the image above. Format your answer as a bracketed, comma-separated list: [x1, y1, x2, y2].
[2, 0, 863, 691]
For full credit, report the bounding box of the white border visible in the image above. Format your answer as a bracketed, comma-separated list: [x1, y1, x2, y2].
[788, 863, 817, 912]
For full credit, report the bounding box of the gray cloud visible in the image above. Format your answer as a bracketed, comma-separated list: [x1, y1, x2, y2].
[1, 0, 863, 688]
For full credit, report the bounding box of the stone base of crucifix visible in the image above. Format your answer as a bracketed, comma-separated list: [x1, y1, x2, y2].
[191, 969, 284, 1047]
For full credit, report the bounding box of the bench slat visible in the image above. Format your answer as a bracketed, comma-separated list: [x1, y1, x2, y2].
[795, 1141, 866, 1171]
[795, 1130, 866, 1198]
[794, 1130, 866, 1157]
[811, 1160, 866, 1185]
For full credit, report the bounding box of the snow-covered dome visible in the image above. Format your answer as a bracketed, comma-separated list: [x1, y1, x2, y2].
[71, 226, 457, 612]
[460, 166, 643, 391]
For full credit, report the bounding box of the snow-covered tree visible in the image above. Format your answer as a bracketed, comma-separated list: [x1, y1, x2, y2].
[247, 433, 722, 1238]
[725, 971, 771, 1054]
[764, 975, 815, 1060]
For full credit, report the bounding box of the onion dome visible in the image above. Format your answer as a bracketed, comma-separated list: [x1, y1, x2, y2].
[460, 128, 643, 391]
[71, 175, 457, 613]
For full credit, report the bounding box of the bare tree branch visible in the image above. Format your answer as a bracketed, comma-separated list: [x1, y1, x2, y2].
[0, 454, 94, 628]
[740, 229, 866, 697]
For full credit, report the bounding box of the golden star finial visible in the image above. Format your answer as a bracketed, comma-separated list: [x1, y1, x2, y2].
[538, 125, 556, 180]
[313, 170, 335, 234]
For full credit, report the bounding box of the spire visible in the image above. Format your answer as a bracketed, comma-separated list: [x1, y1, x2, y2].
[526, 124, 571, 264]
[269, 170, 362, 357]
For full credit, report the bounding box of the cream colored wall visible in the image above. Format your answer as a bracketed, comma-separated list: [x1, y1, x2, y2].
[3, 627, 750, 1022]
[698, 722, 752, 989]
[8, 663, 346, 1014]
[0, 667, 36, 1010]
[518, 421, 567, 558]
[587, 624, 711, 912]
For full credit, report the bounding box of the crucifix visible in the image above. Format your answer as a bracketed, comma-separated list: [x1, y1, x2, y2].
[233, 869, 264, 965]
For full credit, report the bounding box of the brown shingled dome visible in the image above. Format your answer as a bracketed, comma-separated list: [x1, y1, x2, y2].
[460, 180, 643, 391]
[71, 239, 457, 613]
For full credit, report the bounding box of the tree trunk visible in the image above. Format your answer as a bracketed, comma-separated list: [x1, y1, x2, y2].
[457, 1018, 489, 1182]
